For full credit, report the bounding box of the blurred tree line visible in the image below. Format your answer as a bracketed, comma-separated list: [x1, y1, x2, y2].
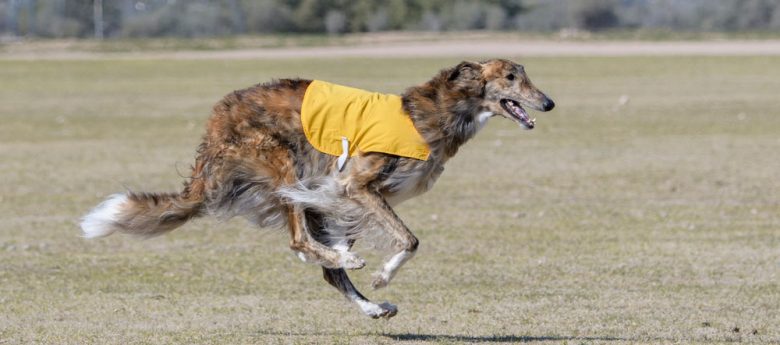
[1, 0, 779, 38]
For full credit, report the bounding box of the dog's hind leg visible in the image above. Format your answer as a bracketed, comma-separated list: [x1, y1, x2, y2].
[286, 206, 366, 270]
[322, 267, 398, 319]
[306, 208, 397, 318]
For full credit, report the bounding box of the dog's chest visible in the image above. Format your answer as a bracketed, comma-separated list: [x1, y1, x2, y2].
[382, 163, 444, 206]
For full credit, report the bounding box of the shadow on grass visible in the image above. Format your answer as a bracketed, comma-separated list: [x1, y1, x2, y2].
[257, 331, 768, 343]
[383, 333, 624, 343]
[257, 331, 627, 343]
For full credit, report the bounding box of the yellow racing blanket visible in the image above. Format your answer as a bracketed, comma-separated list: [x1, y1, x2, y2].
[301, 80, 430, 162]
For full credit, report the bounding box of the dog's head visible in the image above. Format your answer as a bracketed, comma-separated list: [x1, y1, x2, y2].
[448, 59, 555, 129]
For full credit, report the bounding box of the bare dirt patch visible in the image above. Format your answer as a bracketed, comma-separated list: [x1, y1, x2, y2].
[3, 39, 780, 60]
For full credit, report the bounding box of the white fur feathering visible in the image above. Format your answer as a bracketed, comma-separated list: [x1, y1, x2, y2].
[80, 193, 128, 238]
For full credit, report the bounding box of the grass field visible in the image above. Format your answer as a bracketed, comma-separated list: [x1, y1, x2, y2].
[1, 55, 778, 344]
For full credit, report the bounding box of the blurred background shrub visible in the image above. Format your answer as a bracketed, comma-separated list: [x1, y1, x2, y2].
[1, 0, 779, 39]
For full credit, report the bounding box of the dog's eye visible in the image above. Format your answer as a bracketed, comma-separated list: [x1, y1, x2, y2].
[506, 74, 515, 81]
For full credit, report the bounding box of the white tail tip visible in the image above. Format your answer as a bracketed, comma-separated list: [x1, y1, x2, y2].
[80, 194, 128, 238]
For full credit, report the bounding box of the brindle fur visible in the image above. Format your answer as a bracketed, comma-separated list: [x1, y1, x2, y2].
[82, 59, 554, 318]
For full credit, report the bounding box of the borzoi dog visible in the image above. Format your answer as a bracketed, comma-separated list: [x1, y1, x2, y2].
[81, 59, 555, 318]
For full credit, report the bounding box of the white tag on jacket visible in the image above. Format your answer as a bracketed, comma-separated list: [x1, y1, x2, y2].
[337, 137, 349, 171]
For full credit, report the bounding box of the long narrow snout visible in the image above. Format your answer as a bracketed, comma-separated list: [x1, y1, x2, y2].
[527, 93, 555, 112]
[541, 96, 555, 112]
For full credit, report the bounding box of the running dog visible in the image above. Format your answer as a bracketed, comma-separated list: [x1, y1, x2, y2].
[81, 59, 555, 319]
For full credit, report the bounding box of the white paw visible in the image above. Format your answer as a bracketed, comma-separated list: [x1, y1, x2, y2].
[358, 300, 398, 319]
[339, 251, 365, 270]
[371, 271, 390, 290]
[377, 302, 398, 318]
[295, 251, 308, 263]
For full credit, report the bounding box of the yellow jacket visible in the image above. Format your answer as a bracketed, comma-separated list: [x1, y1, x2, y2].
[301, 80, 430, 161]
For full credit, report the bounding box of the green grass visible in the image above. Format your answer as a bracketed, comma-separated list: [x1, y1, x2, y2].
[0, 55, 778, 344]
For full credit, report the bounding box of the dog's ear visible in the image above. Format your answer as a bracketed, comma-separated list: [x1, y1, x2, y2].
[448, 61, 484, 96]
[448, 61, 482, 81]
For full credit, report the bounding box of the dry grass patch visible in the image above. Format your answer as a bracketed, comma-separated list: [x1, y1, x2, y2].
[0, 56, 778, 344]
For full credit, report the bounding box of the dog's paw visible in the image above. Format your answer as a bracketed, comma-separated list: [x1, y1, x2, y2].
[339, 252, 366, 270]
[371, 272, 390, 290]
[376, 302, 398, 319]
[359, 301, 398, 319]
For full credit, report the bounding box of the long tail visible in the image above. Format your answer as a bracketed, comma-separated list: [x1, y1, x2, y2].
[80, 191, 204, 238]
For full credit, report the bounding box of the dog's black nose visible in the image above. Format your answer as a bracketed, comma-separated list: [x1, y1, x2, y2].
[542, 98, 555, 111]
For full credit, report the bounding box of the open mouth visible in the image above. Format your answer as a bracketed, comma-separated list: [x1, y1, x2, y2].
[500, 99, 535, 129]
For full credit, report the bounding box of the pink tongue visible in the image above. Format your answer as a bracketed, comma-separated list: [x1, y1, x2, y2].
[511, 103, 526, 120]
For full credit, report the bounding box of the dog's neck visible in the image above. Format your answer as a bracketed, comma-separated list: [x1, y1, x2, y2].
[402, 81, 486, 160]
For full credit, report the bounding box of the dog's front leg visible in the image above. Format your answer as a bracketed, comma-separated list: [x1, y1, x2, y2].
[348, 188, 419, 290]
[340, 154, 419, 289]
